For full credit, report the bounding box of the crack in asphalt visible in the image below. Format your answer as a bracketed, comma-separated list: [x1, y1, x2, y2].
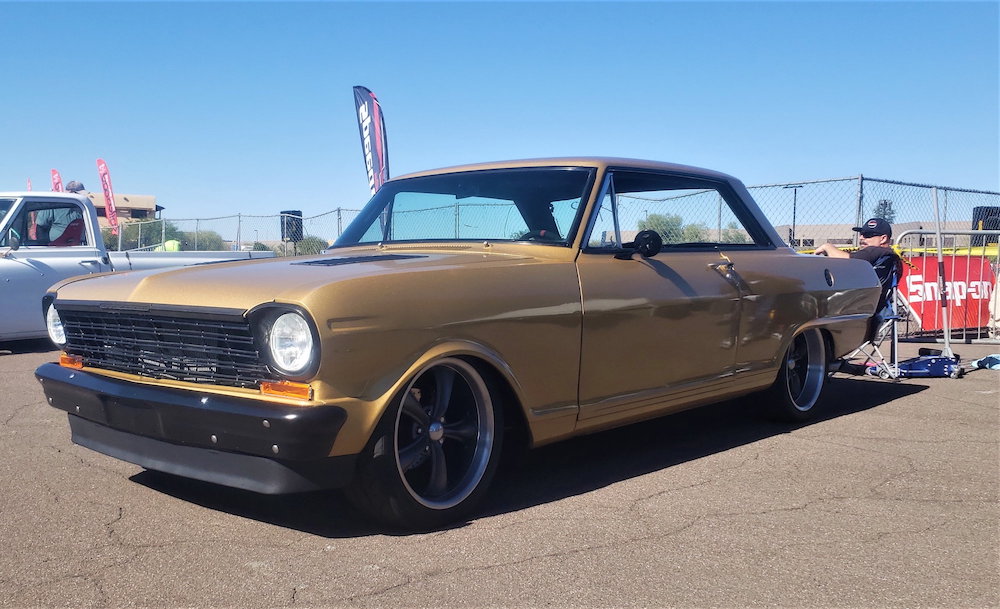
[2, 402, 40, 426]
[333, 518, 701, 604]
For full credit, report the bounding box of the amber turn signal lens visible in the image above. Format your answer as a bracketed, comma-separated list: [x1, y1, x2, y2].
[59, 353, 84, 369]
[260, 380, 312, 400]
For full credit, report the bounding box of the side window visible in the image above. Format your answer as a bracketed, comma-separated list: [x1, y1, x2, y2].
[586, 171, 765, 250]
[12, 204, 88, 247]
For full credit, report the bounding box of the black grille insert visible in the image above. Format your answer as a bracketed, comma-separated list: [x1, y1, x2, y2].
[61, 309, 268, 388]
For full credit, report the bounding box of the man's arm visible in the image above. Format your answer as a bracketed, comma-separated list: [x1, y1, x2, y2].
[814, 243, 849, 258]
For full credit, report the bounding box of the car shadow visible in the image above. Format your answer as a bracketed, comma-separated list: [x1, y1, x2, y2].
[0, 338, 58, 355]
[482, 376, 926, 517]
[130, 376, 926, 538]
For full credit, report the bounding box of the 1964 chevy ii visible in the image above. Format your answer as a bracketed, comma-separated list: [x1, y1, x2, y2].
[36, 158, 881, 529]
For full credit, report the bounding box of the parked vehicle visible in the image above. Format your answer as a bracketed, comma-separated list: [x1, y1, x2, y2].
[35, 158, 882, 529]
[0, 192, 275, 341]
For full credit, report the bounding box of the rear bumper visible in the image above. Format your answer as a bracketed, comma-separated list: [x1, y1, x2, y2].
[36, 362, 356, 493]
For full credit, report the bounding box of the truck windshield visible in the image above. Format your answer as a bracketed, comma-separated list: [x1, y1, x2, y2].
[333, 167, 595, 247]
[0, 198, 14, 225]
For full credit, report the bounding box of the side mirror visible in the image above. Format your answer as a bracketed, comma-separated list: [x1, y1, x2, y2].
[3, 228, 21, 252]
[615, 230, 663, 260]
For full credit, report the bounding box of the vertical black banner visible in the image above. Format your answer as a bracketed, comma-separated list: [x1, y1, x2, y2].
[353, 86, 389, 195]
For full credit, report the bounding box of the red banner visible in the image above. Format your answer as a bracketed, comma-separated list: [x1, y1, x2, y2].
[96, 159, 119, 235]
[26, 178, 32, 191]
[901, 256, 997, 331]
[51, 169, 63, 192]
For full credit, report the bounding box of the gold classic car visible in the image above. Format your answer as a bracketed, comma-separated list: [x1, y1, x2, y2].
[36, 158, 881, 529]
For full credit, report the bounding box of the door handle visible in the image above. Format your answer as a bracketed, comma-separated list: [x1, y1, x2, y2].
[709, 261, 751, 295]
[79, 259, 104, 271]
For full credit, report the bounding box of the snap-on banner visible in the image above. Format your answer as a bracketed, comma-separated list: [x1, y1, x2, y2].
[353, 86, 389, 195]
[902, 256, 996, 331]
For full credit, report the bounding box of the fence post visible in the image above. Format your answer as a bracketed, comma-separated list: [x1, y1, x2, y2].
[337, 208, 343, 237]
[195, 219, 200, 251]
[117, 225, 123, 251]
[161, 219, 166, 246]
[137, 221, 142, 249]
[716, 194, 723, 241]
[854, 174, 865, 247]
[236, 214, 242, 251]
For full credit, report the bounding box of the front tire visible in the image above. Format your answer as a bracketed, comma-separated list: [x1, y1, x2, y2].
[347, 358, 503, 530]
[765, 329, 827, 421]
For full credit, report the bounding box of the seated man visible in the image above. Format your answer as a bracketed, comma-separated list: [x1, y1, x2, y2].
[34, 205, 84, 245]
[818, 219, 903, 376]
[817, 217, 901, 312]
[814, 217, 894, 262]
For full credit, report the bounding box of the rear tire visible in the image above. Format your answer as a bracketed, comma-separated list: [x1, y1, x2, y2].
[765, 329, 827, 421]
[346, 358, 503, 530]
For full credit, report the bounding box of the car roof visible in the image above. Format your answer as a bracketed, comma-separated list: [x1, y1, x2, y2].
[392, 157, 740, 184]
[0, 191, 89, 200]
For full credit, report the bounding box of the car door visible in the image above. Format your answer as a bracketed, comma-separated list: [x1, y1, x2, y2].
[1, 200, 110, 340]
[575, 169, 773, 426]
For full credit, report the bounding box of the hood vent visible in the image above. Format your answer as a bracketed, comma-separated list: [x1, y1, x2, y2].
[293, 254, 427, 267]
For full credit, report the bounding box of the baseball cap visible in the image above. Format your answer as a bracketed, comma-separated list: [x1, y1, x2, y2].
[852, 217, 892, 238]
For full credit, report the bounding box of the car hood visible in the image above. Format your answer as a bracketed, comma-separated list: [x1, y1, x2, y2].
[52, 248, 539, 311]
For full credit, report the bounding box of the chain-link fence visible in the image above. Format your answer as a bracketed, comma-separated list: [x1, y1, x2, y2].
[102, 208, 364, 254]
[103, 176, 999, 255]
[748, 176, 1000, 250]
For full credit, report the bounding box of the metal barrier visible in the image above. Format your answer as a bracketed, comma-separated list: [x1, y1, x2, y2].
[894, 229, 1000, 342]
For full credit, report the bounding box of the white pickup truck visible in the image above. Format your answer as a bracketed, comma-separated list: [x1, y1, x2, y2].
[1, 191, 276, 341]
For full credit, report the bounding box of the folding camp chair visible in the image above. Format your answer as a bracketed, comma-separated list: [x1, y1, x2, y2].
[841, 253, 904, 379]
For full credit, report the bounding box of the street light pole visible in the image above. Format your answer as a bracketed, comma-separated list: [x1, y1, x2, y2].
[783, 184, 803, 247]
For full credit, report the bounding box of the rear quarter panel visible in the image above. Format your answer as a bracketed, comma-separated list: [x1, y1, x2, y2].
[727, 248, 881, 368]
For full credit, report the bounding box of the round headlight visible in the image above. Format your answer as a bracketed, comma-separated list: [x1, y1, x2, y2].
[267, 312, 314, 374]
[46, 305, 66, 346]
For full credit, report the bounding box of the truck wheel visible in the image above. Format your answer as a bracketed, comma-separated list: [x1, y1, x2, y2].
[765, 329, 827, 421]
[347, 358, 503, 530]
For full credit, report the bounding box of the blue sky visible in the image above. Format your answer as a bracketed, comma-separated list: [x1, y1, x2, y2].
[2, 1, 997, 218]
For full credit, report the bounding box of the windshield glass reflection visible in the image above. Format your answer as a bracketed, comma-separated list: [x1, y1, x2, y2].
[334, 168, 594, 247]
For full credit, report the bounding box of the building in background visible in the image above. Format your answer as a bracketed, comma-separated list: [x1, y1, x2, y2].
[80, 191, 163, 228]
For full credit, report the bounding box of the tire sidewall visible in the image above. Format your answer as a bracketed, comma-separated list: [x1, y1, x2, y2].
[768, 329, 827, 422]
[351, 358, 504, 530]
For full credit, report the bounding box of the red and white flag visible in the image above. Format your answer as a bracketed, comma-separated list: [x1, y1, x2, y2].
[96, 159, 119, 235]
[51, 169, 63, 192]
[26, 178, 32, 191]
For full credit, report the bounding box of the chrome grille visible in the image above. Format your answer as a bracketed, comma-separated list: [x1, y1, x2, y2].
[60, 308, 268, 388]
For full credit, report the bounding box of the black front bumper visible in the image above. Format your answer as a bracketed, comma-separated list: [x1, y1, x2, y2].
[36, 363, 356, 494]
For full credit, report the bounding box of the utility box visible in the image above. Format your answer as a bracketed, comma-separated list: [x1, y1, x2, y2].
[971, 206, 1000, 246]
[281, 210, 303, 242]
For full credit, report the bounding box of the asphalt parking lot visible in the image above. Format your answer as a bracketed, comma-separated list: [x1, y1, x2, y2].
[1, 339, 997, 608]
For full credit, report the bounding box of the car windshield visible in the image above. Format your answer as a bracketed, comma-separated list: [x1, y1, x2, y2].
[0, 198, 14, 225]
[334, 167, 595, 247]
